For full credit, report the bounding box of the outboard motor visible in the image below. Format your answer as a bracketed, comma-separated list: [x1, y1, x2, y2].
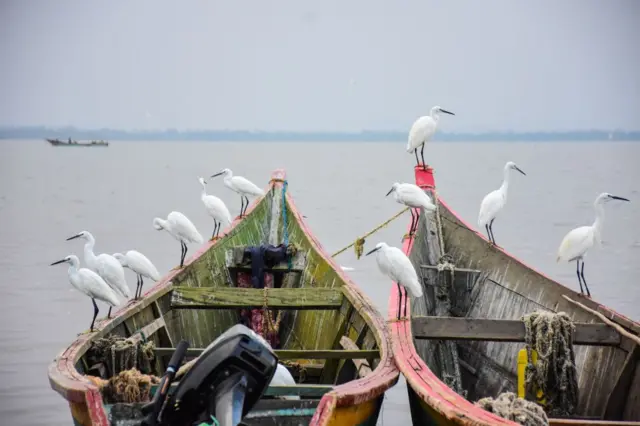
[142, 324, 278, 426]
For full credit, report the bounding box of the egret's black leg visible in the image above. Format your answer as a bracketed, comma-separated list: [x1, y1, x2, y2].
[420, 144, 426, 170]
[211, 219, 218, 240]
[138, 275, 144, 299]
[180, 242, 187, 267]
[485, 224, 492, 243]
[403, 286, 408, 319]
[214, 221, 220, 238]
[243, 196, 250, 215]
[489, 219, 496, 245]
[413, 209, 421, 236]
[408, 209, 416, 237]
[240, 197, 245, 217]
[90, 299, 99, 332]
[107, 306, 112, 319]
[580, 261, 591, 297]
[576, 260, 584, 295]
[414, 149, 420, 167]
[397, 283, 402, 320]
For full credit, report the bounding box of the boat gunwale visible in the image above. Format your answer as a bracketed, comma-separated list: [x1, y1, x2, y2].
[48, 168, 399, 425]
[388, 165, 640, 426]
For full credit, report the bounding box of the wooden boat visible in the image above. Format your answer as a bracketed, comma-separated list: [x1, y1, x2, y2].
[46, 138, 109, 147]
[388, 165, 640, 425]
[48, 169, 399, 426]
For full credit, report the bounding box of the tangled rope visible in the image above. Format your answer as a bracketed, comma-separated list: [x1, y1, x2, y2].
[522, 311, 578, 417]
[86, 335, 156, 377]
[331, 207, 410, 259]
[89, 369, 160, 404]
[476, 392, 549, 426]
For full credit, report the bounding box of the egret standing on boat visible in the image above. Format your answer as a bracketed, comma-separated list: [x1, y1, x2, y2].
[366, 242, 423, 320]
[113, 250, 161, 300]
[477, 161, 526, 245]
[407, 106, 455, 170]
[210, 168, 264, 218]
[51, 255, 120, 332]
[386, 182, 436, 237]
[198, 177, 232, 240]
[153, 211, 204, 269]
[66, 231, 130, 317]
[556, 192, 630, 297]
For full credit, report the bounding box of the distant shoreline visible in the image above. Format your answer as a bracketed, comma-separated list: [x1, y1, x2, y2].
[1, 126, 638, 142]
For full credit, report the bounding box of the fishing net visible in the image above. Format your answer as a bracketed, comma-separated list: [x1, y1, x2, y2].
[476, 392, 549, 426]
[88, 369, 160, 404]
[522, 311, 579, 417]
[85, 335, 157, 377]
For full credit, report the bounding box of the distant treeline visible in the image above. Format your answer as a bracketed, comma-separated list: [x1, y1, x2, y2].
[1, 126, 639, 142]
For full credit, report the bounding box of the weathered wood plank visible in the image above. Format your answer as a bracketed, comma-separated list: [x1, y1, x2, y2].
[151, 383, 333, 398]
[412, 316, 621, 346]
[154, 347, 379, 359]
[129, 316, 166, 343]
[602, 344, 640, 420]
[340, 336, 372, 378]
[171, 286, 343, 310]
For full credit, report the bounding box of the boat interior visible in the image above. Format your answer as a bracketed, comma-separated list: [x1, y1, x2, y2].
[407, 200, 640, 423]
[70, 182, 384, 424]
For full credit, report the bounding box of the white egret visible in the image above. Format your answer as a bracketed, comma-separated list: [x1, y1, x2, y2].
[198, 177, 232, 240]
[66, 231, 130, 317]
[242, 326, 299, 400]
[210, 168, 264, 217]
[153, 211, 204, 269]
[366, 242, 423, 320]
[407, 106, 455, 170]
[477, 161, 526, 245]
[113, 250, 161, 300]
[51, 255, 120, 332]
[270, 363, 300, 400]
[556, 192, 630, 297]
[386, 182, 436, 237]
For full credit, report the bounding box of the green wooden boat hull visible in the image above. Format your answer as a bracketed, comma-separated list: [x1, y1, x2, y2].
[48, 169, 399, 426]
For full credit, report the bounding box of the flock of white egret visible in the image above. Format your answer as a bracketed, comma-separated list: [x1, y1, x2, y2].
[368, 105, 630, 318]
[50, 108, 630, 331]
[50, 168, 264, 332]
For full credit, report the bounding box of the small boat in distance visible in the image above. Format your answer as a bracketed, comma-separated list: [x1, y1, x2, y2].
[389, 165, 640, 425]
[48, 169, 399, 426]
[46, 138, 109, 147]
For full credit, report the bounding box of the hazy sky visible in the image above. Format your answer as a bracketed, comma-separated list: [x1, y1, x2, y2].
[1, 1, 638, 132]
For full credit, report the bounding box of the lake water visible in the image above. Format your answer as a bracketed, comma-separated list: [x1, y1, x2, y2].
[0, 139, 638, 425]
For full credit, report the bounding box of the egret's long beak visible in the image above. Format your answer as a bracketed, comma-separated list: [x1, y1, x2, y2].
[386, 188, 394, 197]
[514, 166, 526, 176]
[440, 109, 455, 116]
[611, 195, 630, 202]
[50, 259, 67, 266]
[210, 171, 224, 178]
[365, 247, 380, 256]
[66, 234, 82, 241]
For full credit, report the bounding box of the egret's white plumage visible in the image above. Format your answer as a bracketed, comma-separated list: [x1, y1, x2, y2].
[153, 211, 204, 268]
[556, 192, 630, 297]
[211, 168, 264, 217]
[66, 231, 131, 309]
[386, 182, 436, 237]
[366, 242, 422, 320]
[198, 177, 232, 240]
[113, 250, 161, 300]
[477, 161, 526, 245]
[270, 363, 300, 400]
[51, 254, 120, 331]
[406, 106, 455, 169]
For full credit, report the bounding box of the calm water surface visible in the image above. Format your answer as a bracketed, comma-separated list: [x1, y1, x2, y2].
[0, 140, 638, 425]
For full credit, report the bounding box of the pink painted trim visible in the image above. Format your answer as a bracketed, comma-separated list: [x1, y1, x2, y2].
[48, 168, 399, 426]
[388, 165, 640, 425]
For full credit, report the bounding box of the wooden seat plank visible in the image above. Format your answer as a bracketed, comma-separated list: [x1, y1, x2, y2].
[171, 286, 343, 310]
[412, 316, 620, 346]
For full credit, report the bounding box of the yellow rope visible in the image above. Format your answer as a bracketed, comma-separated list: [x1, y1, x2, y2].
[331, 207, 410, 259]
